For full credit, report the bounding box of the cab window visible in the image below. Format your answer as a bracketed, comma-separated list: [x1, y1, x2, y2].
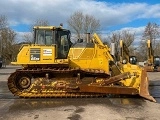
[35, 30, 53, 45]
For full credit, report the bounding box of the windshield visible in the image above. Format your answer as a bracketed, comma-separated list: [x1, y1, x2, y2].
[35, 30, 53, 45]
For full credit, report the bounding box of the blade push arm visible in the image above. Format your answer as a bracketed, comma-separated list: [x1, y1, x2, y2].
[147, 40, 154, 65]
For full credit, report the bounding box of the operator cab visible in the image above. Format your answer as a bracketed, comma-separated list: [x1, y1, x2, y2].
[33, 26, 71, 59]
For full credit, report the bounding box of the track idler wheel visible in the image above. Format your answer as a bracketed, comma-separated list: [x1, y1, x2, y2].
[16, 74, 31, 90]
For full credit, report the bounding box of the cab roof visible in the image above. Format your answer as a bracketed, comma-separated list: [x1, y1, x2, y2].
[33, 26, 63, 30]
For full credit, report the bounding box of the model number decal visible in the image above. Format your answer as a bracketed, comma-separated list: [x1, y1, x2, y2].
[43, 49, 52, 56]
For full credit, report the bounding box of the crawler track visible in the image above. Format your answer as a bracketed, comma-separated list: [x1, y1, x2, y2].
[7, 67, 108, 98]
[7, 67, 156, 102]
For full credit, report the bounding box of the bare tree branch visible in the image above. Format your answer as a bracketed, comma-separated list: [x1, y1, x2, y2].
[0, 15, 17, 63]
[23, 19, 50, 43]
[139, 22, 160, 61]
[106, 30, 135, 60]
[67, 11, 100, 41]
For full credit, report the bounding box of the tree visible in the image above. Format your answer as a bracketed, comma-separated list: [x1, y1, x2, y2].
[0, 15, 7, 29]
[1, 28, 17, 62]
[139, 22, 160, 61]
[67, 11, 100, 41]
[106, 30, 135, 60]
[23, 19, 49, 43]
[0, 15, 8, 57]
[142, 22, 160, 46]
[0, 15, 17, 64]
[120, 30, 135, 47]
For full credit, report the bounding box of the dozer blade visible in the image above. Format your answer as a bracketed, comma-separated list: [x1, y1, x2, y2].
[139, 69, 156, 102]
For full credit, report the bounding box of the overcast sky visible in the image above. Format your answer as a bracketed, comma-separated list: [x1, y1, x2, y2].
[1, 0, 160, 44]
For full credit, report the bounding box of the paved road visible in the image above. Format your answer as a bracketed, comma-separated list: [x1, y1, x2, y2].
[0, 66, 160, 120]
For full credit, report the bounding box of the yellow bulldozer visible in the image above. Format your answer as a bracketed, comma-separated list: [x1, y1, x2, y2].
[144, 39, 160, 72]
[7, 25, 155, 102]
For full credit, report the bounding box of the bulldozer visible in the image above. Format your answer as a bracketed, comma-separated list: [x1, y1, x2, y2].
[7, 25, 155, 102]
[144, 40, 160, 72]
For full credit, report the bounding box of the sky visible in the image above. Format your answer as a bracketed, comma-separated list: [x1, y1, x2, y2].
[1, 0, 160, 45]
